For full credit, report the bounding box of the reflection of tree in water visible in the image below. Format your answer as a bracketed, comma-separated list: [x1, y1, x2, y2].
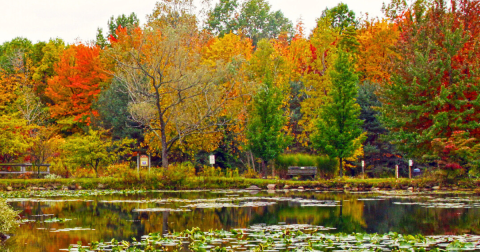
[363, 198, 480, 235]
[247, 199, 367, 233]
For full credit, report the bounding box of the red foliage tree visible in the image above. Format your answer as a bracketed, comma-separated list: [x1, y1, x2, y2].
[46, 43, 110, 125]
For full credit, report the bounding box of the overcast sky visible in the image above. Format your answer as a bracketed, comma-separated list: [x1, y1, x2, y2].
[0, 0, 387, 45]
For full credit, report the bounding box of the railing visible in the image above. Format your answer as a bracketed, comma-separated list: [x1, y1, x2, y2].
[0, 163, 50, 175]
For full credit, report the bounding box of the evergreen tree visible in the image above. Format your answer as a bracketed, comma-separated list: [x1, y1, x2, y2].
[247, 72, 291, 176]
[312, 49, 364, 177]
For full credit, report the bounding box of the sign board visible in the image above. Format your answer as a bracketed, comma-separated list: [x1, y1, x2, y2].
[140, 155, 149, 167]
[361, 160, 365, 168]
[409, 160, 413, 166]
[209, 155, 215, 165]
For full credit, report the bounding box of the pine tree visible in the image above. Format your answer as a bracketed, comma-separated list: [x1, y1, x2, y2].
[312, 49, 364, 177]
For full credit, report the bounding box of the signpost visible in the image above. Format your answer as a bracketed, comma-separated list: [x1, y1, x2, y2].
[409, 159, 413, 179]
[140, 155, 149, 167]
[209, 155, 215, 166]
[361, 160, 365, 179]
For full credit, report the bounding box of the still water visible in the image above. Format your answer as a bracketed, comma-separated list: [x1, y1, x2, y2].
[5, 189, 480, 251]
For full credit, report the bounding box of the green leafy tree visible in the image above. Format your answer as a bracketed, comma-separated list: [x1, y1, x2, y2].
[321, 3, 357, 32]
[62, 128, 135, 178]
[206, 0, 293, 45]
[247, 72, 291, 176]
[312, 50, 364, 177]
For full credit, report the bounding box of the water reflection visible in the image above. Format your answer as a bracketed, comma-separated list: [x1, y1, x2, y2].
[5, 190, 480, 251]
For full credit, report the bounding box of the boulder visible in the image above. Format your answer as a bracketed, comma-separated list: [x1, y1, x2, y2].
[246, 185, 261, 190]
[298, 186, 304, 190]
[38, 187, 46, 191]
[407, 187, 414, 191]
[76, 185, 82, 190]
[68, 185, 76, 190]
[267, 184, 276, 190]
[432, 186, 441, 190]
[283, 185, 291, 189]
[6, 186, 13, 191]
[98, 183, 106, 189]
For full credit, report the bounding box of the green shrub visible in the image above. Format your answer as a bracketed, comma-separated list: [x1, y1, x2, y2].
[0, 198, 19, 236]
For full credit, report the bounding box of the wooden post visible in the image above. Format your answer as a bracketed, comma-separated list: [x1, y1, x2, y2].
[361, 160, 365, 179]
[395, 165, 399, 179]
[409, 160, 412, 179]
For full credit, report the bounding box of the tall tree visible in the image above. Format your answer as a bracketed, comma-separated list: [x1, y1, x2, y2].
[321, 3, 357, 32]
[46, 43, 110, 126]
[206, 0, 293, 45]
[108, 0, 245, 168]
[379, 0, 480, 158]
[247, 72, 291, 176]
[312, 50, 364, 177]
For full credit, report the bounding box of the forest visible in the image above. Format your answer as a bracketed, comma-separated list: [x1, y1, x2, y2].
[1, 0, 480, 181]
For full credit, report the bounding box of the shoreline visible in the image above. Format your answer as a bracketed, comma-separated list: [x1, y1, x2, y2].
[0, 177, 478, 192]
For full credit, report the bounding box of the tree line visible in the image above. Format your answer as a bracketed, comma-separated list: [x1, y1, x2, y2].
[1, 0, 479, 178]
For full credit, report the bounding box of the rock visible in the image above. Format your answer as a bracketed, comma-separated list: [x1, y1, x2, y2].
[452, 186, 459, 190]
[352, 187, 359, 191]
[38, 187, 46, 191]
[267, 184, 276, 190]
[6, 186, 13, 191]
[298, 186, 304, 190]
[29, 187, 38, 191]
[283, 185, 290, 189]
[408, 187, 414, 191]
[372, 187, 380, 191]
[98, 183, 105, 189]
[76, 185, 82, 190]
[62, 186, 69, 191]
[344, 185, 351, 190]
[246, 185, 261, 190]
[68, 185, 76, 190]
[432, 186, 441, 190]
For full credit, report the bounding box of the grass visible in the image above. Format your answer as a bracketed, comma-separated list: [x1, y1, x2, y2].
[0, 176, 478, 191]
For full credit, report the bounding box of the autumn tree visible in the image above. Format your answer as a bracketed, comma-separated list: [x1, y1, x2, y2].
[108, 0, 246, 168]
[379, 0, 480, 158]
[46, 43, 110, 126]
[312, 50, 364, 177]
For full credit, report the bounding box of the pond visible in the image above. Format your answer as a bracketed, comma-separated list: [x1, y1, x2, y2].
[4, 189, 480, 251]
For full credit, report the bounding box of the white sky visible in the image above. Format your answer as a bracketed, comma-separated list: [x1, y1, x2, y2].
[0, 0, 387, 45]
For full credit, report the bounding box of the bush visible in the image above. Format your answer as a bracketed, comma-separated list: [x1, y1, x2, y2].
[162, 162, 196, 186]
[276, 154, 338, 178]
[0, 198, 19, 237]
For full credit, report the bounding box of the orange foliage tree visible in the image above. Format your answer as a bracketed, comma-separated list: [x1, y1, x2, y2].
[46, 43, 110, 125]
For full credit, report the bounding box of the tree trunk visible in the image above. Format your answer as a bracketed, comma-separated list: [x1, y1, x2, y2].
[262, 160, 267, 178]
[160, 120, 169, 168]
[339, 157, 343, 177]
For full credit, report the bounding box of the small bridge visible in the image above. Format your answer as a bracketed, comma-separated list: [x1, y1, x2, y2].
[0, 163, 50, 175]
